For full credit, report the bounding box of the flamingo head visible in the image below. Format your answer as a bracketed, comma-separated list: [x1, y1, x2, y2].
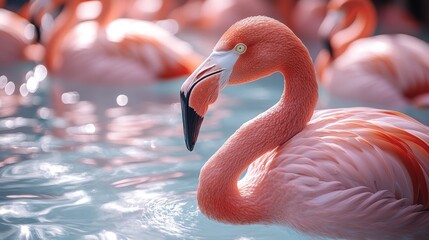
[318, 0, 349, 56]
[319, 0, 376, 56]
[180, 16, 293, 151]
[28, 0, 59, 40]
[319, 0, 364, 37]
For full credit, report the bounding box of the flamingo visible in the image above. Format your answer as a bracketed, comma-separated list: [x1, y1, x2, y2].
[39, 0, 202, 85]
[0, 1, 43, 66]
[180, 16, 429, 239]
[315, 0, 429, 108]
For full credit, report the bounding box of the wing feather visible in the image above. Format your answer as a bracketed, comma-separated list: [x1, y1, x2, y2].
[245, 107, 429, 238]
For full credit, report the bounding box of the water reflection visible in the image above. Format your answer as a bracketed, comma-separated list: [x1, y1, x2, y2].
[0, 189, 93, 239]
[0, 64, 48, 118]
[47, 76, 230, 151]
[0, 72, 212, 238]
[101, 190, 198, 239]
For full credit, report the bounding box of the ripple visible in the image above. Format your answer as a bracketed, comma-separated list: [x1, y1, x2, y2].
[83, 230, 128, 240]
[0, 190, 91, 221]
[111, 172, 185, 188]
[1, 224, 66, 240]
[0, 158, 93, 187]
[101, 191, 198, 239]
[139, 194, 198, 237]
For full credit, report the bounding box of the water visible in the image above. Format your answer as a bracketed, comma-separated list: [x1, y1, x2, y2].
[1, 63, 428, 240]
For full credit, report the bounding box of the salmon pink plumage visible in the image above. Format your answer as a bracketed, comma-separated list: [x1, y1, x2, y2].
[0, 4, 41, 65]
[316, 0, 429, 108]
[40, 0, 202, 85]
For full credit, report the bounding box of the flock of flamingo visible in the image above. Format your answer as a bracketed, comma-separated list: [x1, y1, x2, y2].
[1, 0, 429, 239]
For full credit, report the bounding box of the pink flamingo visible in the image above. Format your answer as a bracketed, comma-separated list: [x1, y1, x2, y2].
[0, 2, 43, 65]
[180, 16, 429, 239]
[40, 0, 202, 85]
[315, 0, 429, 108]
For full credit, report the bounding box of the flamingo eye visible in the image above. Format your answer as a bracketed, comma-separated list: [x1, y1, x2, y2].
[234, 43, 247, 54]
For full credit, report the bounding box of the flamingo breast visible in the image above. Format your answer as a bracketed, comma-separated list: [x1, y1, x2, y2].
[56, 19, 199, 84]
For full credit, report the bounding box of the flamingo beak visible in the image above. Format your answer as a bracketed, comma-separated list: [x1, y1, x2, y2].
[180, 65, 224, 151]
[180, 49, 240, 151]
[28, 17, 41, 43]
[318, 10, 345, 56]
[180, 90, 201, 151]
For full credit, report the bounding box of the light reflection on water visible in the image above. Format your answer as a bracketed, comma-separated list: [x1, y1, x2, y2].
[0, 64, 428, 240]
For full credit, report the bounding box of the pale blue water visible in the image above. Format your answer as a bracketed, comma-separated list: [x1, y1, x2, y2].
[0, 63, 428, 240]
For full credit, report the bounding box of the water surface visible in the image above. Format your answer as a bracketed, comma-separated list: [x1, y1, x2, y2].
[1, 64, 428, 240]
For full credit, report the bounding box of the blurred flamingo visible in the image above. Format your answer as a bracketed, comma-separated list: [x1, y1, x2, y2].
[169, 0, 278, 35]
[0, 1, 43, 66]
[168, 0, 326, 56]
[39, 0, 202, 85]
[315, 0, 429, 108]
[180, 16, 429, 239]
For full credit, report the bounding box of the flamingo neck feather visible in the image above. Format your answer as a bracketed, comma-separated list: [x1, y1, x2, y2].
[197, 32, 318, 224]
[97, 0, 123, 28]
[44, 0, 80, 72]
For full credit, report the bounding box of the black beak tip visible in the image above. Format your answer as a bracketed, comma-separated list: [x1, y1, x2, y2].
[29, 16, 41, 43]
[180, 91, 204, 152]
[185, 139, 195, 152]
[323, 37, 334, 57]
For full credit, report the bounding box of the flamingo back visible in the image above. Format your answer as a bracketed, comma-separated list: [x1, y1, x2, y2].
[323, 34, 429, 107]
[241, 107, 429, 239]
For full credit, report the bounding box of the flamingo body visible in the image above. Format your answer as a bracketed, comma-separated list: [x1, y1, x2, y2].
[0, 8, 38, 65]
[319, 34, 429, 107]
[180, 16, 429, 239]
[316, 0, 429, 108]
[44, 0, 201, 85]
[55, 19, 200, 84]
[244, 107, 429, 239]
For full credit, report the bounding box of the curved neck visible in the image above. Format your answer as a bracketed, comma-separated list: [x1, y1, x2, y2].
[44, 0, 124, 71]
[331, 0, 376, 57]
[97, 0, 121, 28]
[44, 0, 80, 72]
[197, 36, 318, 223]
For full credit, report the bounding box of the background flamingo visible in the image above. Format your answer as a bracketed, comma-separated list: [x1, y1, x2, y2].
[315, 0, 429, 108]
[180, 16, 429, 239]
[38, 0, 202, 85]
[0, 1, 43, 66]
[168, 0, 326, 56]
